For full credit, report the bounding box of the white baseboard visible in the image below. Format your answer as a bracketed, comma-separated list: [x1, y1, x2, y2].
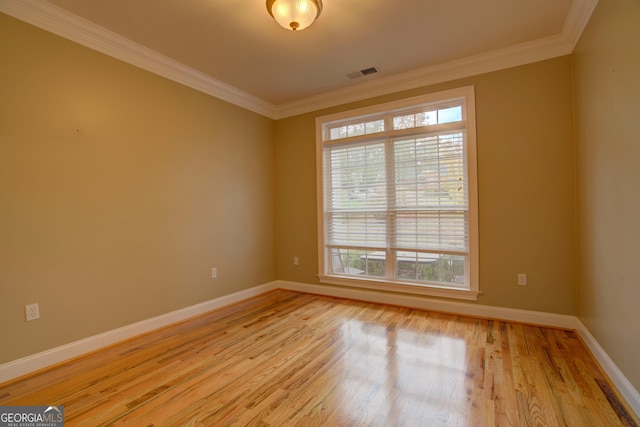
[0, 281, 278, 384]
[575, 320, 640, 417]
[277, 280, 639, 418]
[276, 280, 577, 329]
[2, 279, 638, 419]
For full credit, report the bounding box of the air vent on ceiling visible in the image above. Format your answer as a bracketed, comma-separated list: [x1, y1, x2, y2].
[347, 66, 379, 79]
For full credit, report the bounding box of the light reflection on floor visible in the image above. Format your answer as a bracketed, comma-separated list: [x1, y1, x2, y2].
[335, 316, 468, 425]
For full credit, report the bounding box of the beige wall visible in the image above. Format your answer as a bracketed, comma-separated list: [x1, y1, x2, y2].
[3, 0, 637, 399]
[573, 0, 640, 390]
[275, 57, 577, 315]
[1, 10, 583, 368]
[0, 14, 276, 364]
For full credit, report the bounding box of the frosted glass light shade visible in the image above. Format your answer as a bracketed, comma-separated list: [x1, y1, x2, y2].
[266, 0, 323, 31]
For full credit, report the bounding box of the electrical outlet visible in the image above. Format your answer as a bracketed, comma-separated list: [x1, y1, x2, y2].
[25, 303, 40, 321]
[518, 273, 527, 286]
[211, 267, 217, 279]
[293, 256, 299, 266]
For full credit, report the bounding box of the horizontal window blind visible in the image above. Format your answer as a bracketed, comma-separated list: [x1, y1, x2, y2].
[391, 132, 468, 254]
[325, 141, 387, 249]
[390, 210, 468, 253]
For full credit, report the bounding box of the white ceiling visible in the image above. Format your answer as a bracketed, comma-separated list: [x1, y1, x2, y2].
[0, 0, 598, 118]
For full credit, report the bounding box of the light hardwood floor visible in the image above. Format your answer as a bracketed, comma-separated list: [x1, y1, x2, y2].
[0, 290, 637, 426]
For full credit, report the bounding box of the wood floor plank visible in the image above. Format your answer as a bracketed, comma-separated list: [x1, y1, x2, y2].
[0, 290, 637, 426]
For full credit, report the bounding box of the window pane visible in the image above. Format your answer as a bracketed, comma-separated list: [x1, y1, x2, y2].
[395, 251, 466, 286]
[330, 126, 347, 140]
[392, 106, 462, 130]
[326, 143, 386, 209]
[416, 111, 437, 126]
[326, 211, 387, 248]
[394, 133, 466, 209]
[365, 119, 385, 134]
[325, 142, 387, 248]
[392, 210, 468, 253]
[328, 119, 385, 140]
[393, 114, 415, 130]
[330, 248, 386, 277]
[438, 106, 462, 124]
[348, 123, 365, 137]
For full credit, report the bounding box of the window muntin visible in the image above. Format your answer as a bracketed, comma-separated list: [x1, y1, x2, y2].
[317, 87, 478, 299]
[328, 117, 385, 140]
[392, 105, 462, 130]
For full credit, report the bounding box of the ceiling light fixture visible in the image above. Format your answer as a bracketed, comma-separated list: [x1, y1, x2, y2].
[266, 0, 323, 31]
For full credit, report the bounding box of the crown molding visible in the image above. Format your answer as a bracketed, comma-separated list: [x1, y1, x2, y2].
[0, 0, 275, 118]
[273, 33, 574, 119]
[273, 0, 599, 119]
[1, 0, 598, 120]
[563, 0, 600, 47]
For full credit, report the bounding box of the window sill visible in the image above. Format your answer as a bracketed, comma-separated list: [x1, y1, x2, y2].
[318, 274, 480, 301]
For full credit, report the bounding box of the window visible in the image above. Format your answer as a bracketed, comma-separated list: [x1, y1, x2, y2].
[316, 87, 479, 300]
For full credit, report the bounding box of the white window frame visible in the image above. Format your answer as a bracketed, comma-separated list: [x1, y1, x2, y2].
[315, 86, 479, 301]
